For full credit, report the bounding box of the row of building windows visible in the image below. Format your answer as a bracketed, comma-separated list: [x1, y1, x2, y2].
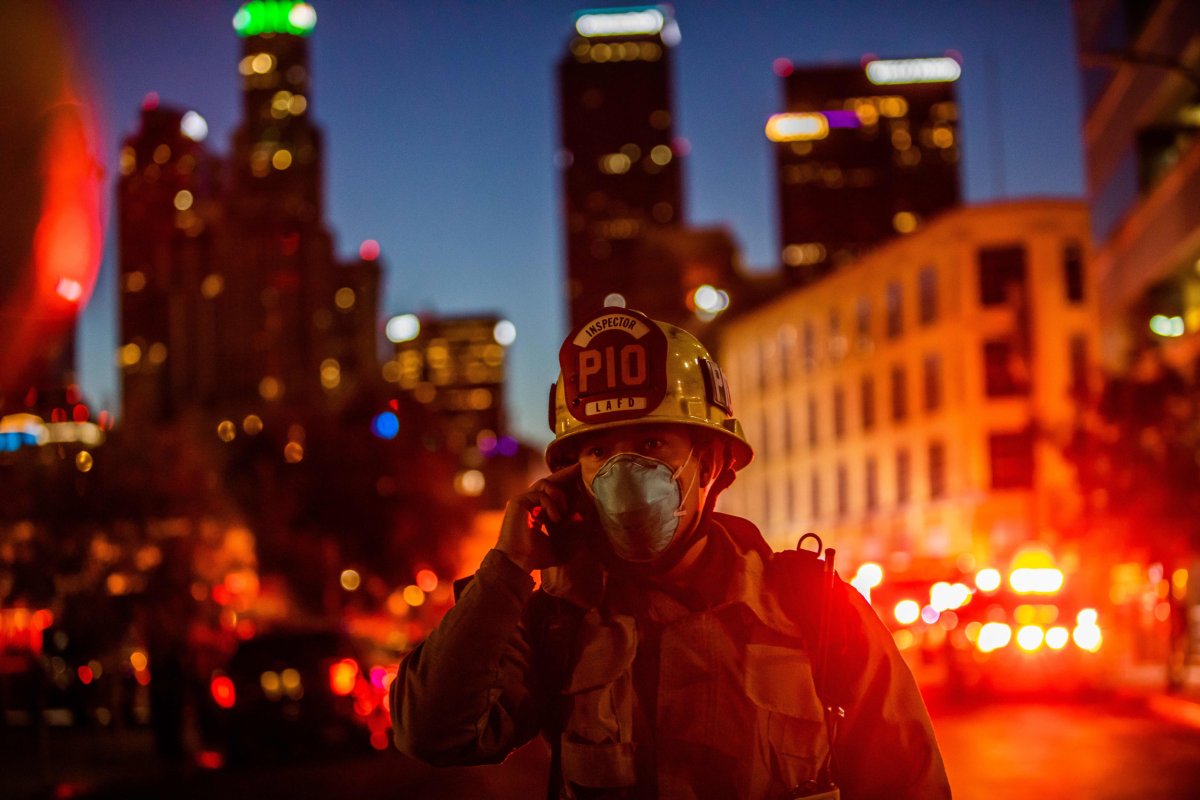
[752, 335, 1087, 462]
[740, 243, 1085, 391]
[754, 429, 1033, 524]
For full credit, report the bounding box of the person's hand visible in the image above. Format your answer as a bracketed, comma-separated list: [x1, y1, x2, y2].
[496, 463, 582, 573]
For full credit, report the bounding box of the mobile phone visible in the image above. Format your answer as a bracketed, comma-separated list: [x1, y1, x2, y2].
[544, 473, 593, 563]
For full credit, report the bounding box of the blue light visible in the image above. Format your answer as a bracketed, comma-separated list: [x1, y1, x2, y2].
[371, 411, 400, 440]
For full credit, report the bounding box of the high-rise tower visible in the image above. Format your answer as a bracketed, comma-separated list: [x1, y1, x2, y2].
[117, 99, 220, 420]
[221, 0, 342, 410]
[116, 1, 380, 424]
[770, 57, 962, 284]
[557, 6, 686, 327]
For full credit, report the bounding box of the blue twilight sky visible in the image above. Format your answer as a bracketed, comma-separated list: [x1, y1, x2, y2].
[69, 0, 1085, 446]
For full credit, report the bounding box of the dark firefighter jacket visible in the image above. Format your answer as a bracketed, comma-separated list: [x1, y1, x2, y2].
[392, 513, 951, 799]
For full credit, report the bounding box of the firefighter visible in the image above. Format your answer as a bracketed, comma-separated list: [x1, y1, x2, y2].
[393, 307, 950, 799]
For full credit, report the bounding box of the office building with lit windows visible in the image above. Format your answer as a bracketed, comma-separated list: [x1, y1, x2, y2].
[718, 200, 1094, 574]
[384, 313, 513, 454]
[557, 6, 690, 327]
[117, 99, 223, 421]
[769, 57, 962, 283]
[1073, 1, 1200, 365]
[117, 1, 380, 423]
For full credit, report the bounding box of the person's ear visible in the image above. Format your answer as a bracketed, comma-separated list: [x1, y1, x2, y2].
[698, 439, 724, 485]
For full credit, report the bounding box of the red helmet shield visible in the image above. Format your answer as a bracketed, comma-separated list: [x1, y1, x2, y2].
[559, 307, 669, 425]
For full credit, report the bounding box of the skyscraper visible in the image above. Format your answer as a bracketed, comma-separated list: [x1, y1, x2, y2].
[116, 98, 221, 421]
[223, 0, 340, 411]
[770, 57, 962, 283]
[117, 1, 380, 423]
[557, 5, 687, 327]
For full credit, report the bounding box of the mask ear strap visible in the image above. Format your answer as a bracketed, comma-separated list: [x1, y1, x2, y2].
[673, 449, 697, 517]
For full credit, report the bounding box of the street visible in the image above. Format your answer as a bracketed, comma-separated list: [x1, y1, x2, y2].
[5, 693, 1197, 799]
[935, 696, 1200, 799]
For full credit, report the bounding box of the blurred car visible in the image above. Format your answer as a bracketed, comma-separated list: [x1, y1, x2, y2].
[203, 627, 388, 766]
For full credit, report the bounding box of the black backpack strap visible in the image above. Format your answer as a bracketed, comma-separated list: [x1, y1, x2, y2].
[768, 535, 850, 794]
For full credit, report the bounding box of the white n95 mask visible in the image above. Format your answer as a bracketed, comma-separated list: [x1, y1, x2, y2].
[587, 450, 696, 562]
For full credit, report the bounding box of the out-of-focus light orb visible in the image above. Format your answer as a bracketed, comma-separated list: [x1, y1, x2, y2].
[773, 57, 794, 77]
[319, 358, 341, 389]
[893, 211, 919, 234]
[575, 8, 664, 37]
[1045, 626, 1069, 649]
[180, 111, 208, 141]
[977, 622, 1012, 653]
[173, 190, 194, 211]
[865, 57, 961, 85]
[765, 112, 829, 142]
[975, 567, 1002, 593]
[56, 278, 83, 302]
[75, 451, 93, 472]
[1077, 608, 1098, 627]
[200, 273, 224, 298]
[272, 149, 293, 170]
[855, 562, 884, 589]
[359, 239, 380, 261]
[1149, 314, 1185, 337]
[1009, 567, 1064, 594]
[403, 585, 425, 607]
[493, 320, 516, 346]
[371, 411, 399, 440]
[650, 144, 673, 165]
[217, 420, 236, 442]
[416, 569, 438, 593]
[894, 599, 920, 625]
[130, 651, 148, 672]
[250, 53, 274, 74]
[1016, 625, 1044, 651]
[920, 605, 940, 625]
[334, 287, 355, 310]
[1072, 623, 1102, 652]
[604, 293, 627, 307]
[283, 441, 304, 463]
[259, 376, 282, 400]
[289, 3, 317, 30]
[242, 414, 263, 435]
[386, 590, 407, 615]
[386, 314, 420, 343]
[340, 569, 361, 591]
[454, 469, 486, 497]
[693, 285, 720, 313]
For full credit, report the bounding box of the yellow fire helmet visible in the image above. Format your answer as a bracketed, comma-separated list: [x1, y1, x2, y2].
[546, 306, 753, 471]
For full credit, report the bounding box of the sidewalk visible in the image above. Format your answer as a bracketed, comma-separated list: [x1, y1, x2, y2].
[1113, 662, 1200, 731]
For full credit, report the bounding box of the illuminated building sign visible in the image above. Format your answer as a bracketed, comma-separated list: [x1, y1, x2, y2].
[232, 1, 317, 38]
[864, 57, 961, 85]
[0, 414, 105, 451]
[575, 6, 666, 37]
[765, 112, 830, 142]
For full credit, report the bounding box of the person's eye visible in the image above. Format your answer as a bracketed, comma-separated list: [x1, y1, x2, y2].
[641, 438, 664, 452]
[587, 446, 606, 459]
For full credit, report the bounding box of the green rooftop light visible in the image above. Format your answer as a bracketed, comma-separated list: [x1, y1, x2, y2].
[232, 1, 316, 37]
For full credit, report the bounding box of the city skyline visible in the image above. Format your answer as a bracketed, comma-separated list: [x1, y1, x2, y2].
[71, 0, 1085, 444]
